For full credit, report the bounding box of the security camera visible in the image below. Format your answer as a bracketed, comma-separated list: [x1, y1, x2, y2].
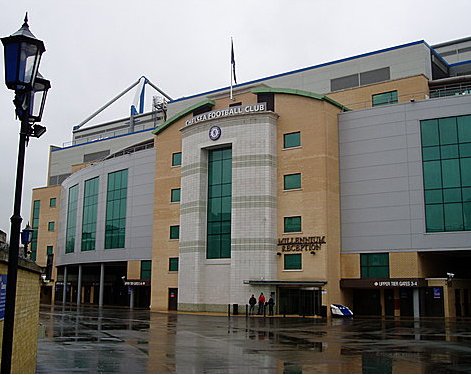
[447, 272, 455, 279]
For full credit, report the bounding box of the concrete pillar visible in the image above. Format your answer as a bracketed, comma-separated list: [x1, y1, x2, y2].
[393, 289, 400, 317]
[413, 288, 420, 318]
[129, 287, 135, 309]
[62, 266, 67, 305]
[99, 263, 104, 307]
[77, 265, 82, 306]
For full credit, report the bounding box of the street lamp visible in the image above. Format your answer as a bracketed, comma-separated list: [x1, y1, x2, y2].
[1, 14, 49, 374]
[20, 223, 33, 258]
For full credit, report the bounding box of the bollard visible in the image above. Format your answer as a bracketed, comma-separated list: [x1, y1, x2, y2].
[228, 304, 231, 317]
[245, 304, 248, 317]
[263, 304, 266, 318]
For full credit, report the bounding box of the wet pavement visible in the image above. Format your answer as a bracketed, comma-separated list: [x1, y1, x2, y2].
[37, 304, 471, 373]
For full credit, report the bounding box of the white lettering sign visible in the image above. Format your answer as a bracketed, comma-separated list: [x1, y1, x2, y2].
[185, 103, 266, 126]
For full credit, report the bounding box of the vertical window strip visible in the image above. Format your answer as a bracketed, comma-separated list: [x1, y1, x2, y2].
[105, 169, 128, 249]
[81, 177, 99, 251]
[421, 115, 471, 232]
[65, 185, 79, 253]
[207, 147, 232, 259]
[31, 200, 40, 261]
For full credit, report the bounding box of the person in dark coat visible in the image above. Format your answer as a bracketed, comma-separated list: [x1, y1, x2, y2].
[248, 294, 257, 315]
[267, 296, 275, 316]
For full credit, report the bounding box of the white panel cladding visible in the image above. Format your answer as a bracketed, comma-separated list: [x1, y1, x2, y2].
[179, 112, 278, 309]
[55, 148, 155, 266]
[339, 94, 471, 253]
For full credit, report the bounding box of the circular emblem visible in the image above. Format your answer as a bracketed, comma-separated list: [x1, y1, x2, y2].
[209, 126, 221, 141]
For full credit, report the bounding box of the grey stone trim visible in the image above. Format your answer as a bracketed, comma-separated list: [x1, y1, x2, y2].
[178, 303, 229, 313]
[181, 162, 207, 177]
[180, 201, 206, 215]
[232, 238, 277, 252]
[232, 195, 276, 209]
[233, 154, 277, 168]
[180, 241, 205, 253]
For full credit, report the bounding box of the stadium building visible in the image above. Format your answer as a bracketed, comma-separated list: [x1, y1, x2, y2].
[31, 37, 471, 317]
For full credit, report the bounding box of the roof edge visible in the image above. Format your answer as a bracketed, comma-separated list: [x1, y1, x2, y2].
[251, 87, 349, 111]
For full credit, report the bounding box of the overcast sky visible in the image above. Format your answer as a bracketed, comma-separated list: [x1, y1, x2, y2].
[1, 0, 471, 238]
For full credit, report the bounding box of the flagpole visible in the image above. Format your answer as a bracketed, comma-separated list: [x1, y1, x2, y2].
[230, 37, 233, 100]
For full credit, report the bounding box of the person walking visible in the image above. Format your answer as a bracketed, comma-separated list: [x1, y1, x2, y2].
[248, 294, 256, 315]
[267, 296, 275, 316]
[258, 292, 266, 315]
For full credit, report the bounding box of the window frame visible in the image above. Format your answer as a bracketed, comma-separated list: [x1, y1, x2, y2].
[283, 131, 301, 149]
[360, 253, 390, 278]
[169, 225, 180, 240]
[171, 188, 181, 203]
[49, 197, 56, 208]
[283, 216, 302, 233]
[47, 221, 55, 232]
[172, 152, 182, 167]
[283, 253, 302, 270]
[372, 90, 398, 107]
[169, 257, 179, 272]
[283, 173, 302, 190]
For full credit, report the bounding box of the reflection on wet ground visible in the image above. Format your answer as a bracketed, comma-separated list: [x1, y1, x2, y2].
[36, 304, 471, 373]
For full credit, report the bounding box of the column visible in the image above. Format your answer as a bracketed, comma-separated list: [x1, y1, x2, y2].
[99, 263, 104, 307]
[129, 287, 134, 309]
[62, 266, 67, 305]
[76, 265, 82, 306]
[413, 288, 420, 318]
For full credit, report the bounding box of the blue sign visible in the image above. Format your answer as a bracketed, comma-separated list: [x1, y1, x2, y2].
[433, 287, 441, 299]
[0, 275, 7, 320]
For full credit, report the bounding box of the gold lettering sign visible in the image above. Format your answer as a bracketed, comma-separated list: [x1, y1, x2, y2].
[277, 236, 326, 252]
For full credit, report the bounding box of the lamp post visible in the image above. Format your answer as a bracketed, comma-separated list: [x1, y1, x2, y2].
[1, 14, 49, 373]
[20, 223, 33, 258]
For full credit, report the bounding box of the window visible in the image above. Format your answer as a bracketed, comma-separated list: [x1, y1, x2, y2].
[49, 197, 56, 208]
[140, 260, 151, 280]
[207, 147, 232, 259]
[82, 177, 99, 251]
[372, 91, 398, 106]
[284, 254, 302, 270]
[283, 132, 301, 148]
[46, 246, 53, 255]
[171, 188, 181, 203]
[47, 221, 55, 232]
[361, 253, 389, 278]
[31, 200, 40, 262]
[169, 257, 179, 272]
[170, 225, 180, 239]
[66, 185, 79, 253]
[284, 216, 301, 233]
[172, 152, 182, 166]
[421, 115, 471, 232]
[284, 173, 301, 190]
[105, 169, 128, 249]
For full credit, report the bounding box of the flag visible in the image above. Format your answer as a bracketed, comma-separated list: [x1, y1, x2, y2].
[231, 39, 237, 85]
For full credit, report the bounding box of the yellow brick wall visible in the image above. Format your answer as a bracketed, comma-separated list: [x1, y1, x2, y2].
[327, 75, 429, 110]
[390, 252, 420, 278]
[0, 259, 42, 373]
[341, 254, 360, 278]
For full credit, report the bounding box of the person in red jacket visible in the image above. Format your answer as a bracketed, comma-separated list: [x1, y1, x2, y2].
[258, 292, 266, 314]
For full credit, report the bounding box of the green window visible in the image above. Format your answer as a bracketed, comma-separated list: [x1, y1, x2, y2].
[361, 253, 389, 278]
[421, 115, 471, 232]
[172, 152, 182, 166]
[65, 185, 79, 253]
[284, 253, 302, 270]
[31, 200, 40, 262]
[283, 132, 301, 148]
[372, 90, 398, 106]
[284, 216, 301, 233]
[171, 188, 181, 203]
[207, 147, 232, 259]
[169, 257, 179, 272]
[46, 246, 53, 255]
[49, 197, 56, 208]
[81, 177, 99, 251]
[48, 222, 55, 232]
[170, 225, 180, 239]
[105, 169, 128, 249]
[284, 173, 301, 190]
[140, 260, 152, 280]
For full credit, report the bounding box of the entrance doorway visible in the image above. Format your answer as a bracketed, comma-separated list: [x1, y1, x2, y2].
[279, 287, 321, 316]
[168, 288, 178, 311]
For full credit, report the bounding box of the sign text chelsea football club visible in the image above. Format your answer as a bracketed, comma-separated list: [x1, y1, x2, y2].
[185, 103, 266, 126]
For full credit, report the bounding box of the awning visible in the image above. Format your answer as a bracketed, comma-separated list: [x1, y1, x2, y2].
[244, 280, 327, 287]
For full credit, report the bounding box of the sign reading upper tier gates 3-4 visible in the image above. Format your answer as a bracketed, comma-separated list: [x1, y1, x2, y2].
[0, 275, 7, 320]
[185, 103, 266, 126]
